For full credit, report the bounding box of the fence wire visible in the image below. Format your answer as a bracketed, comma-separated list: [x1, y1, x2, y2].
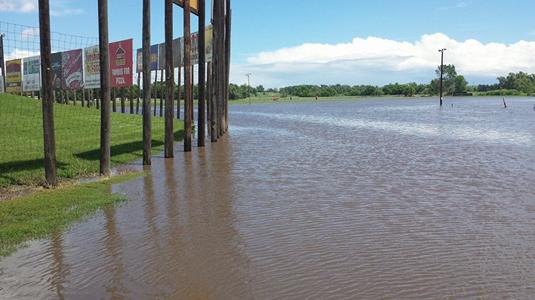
[0, 21, 171, 188]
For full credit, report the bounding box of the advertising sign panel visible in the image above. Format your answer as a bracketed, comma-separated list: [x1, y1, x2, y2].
[6, 59, 22, 94]
[173, 0, 199, 15]
[136, 48, 142, 73]
[51, 52, 63, 89]
[150, 44, 159, 71]
[109, 39, 133, 88]
[62, 49, 83, 89]
[158, 43, 166, 70]
[84, 45, 100, 89]
[22, 56, 41, 92]
[205, 25, 213, 62]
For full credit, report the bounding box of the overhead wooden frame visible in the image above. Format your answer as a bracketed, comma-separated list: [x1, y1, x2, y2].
[173, 0, 199, 15]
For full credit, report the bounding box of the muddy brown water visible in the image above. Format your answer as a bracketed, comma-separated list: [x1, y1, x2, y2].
[2, 97, 535, 299]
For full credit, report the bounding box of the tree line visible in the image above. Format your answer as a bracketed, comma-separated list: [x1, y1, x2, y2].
[227, 66, 535, 100]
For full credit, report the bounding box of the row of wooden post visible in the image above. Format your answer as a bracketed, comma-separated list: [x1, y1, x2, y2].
[37, 0, 231, 186]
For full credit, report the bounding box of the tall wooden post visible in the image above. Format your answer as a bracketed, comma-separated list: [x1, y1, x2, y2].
[121, 90, 126, 113]
[207, 62, 212, 138]
[142, 0, 152, 165]
[136, 72, 141, 114]
[81, 88, 86, 107]
[439, 48, 446, 107]
[214, 0, 225, 139]
[0, 34, 5, 92]
[38, 0, 57, 187]
[160, 69, 165, 117]
[98, 0, 111, 176]
[191, 65, 195, 121]
[224, 0, 231, 133]
[198, 0, 206, 147]
[184, 0, 193, 152]
[176, 66, 181, 119]
[129, 88, 134, 114]
[165, 0, 174, 158]
[153, 69, 158, 116]
[112, 88, 117, 112]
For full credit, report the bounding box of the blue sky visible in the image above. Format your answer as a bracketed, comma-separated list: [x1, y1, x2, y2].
[2, 0, 535, 87]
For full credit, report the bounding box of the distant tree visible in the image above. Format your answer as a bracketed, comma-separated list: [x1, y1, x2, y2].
[431, 64, 467, 95]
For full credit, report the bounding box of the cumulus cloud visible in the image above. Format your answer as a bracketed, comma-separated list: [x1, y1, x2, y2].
[5, 49, 40, 60]
[21, 27, 39, 39]
[0, 0, 83, 15]
[0, 0, 36, 13]
[232, 33, 535, 87]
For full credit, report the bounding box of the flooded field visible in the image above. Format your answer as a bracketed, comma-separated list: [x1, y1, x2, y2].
[2, 97, 535, 299]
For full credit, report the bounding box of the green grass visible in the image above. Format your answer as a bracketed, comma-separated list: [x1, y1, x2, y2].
[0, 173, 142, 257]
[0, 94, 184, 188]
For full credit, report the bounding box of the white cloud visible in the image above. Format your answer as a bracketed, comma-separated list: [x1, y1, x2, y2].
[0, 0, 36, 13]
[0, 0, 83, 15]
[5, 49, 39, 60]
[233, 33, 535, 88]
[21, 27, 39, 39]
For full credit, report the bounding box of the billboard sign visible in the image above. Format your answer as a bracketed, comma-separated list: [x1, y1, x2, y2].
[158, 43, 166, 70]
[159, 40, 182, 69]
[136, 48, 142, 73]
[173, 38, 181, 67]
[84, 45, 100, 89]
[205, 25, 213, 62]
[22, 56, 41, 92]
[62, 49, 83, 89]
[173, 0, 199, 15]
[150, 44, 159, 71]
[51, 52, 63, 89]
[6, 59, 22, 94]
[109, 39, 133, 88]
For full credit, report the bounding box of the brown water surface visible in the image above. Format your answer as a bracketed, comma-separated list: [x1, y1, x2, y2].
[2, 97, 535, 299]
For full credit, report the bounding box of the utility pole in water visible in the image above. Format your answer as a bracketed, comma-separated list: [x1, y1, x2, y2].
[246, 73, 252, 104]
[438, 48, 446, 107]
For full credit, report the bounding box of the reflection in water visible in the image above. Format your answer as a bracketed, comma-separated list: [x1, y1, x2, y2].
[2, 97, 535, 299]
[49, 231, 65, 300]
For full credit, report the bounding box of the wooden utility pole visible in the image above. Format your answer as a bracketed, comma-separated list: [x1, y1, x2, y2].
[98, 0, 111, 176]
[160, 69, 164, 117]
[136, 73, 141, 114]
[224, 0, 231, 133]
[214, 0, 225, 138]
[143, 0, 152, 165]
[207, 62, 212, 138]
[129, 88, 134, 114]
[439, 48, 446, 107]
[153, 69, 158, 116]
[164, 0, 174, 158]
[177, 66, 181, 119]
[0, 34, 5, 92]
[184, 0, 193, 152]
[112, 88, 117, 112]
[198, 0, 206, 147]
[38, 0, 58, 187]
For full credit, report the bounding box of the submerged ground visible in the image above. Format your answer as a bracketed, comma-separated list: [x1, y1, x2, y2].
[1, 97, 535, 299]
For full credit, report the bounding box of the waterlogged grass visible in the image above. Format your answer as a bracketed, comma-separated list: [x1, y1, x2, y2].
[0, 173, 142, 257]
[0, 94, 184, 188]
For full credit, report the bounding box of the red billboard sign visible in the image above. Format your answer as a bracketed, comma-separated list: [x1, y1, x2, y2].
[109, 39, 133, 88]
[62, 49, 83, 90]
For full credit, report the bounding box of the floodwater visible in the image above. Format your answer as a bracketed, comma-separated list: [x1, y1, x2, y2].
[2, 97, 535, 299]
